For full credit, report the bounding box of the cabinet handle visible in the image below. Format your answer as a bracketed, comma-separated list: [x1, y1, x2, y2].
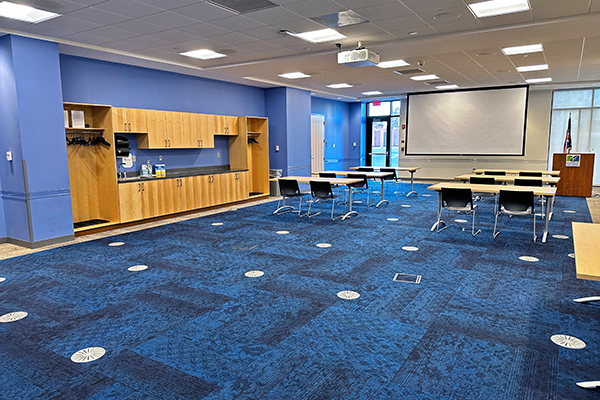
[138, 183, 141, 192]
[165, 139, 167, 147]
[142, 183, 145, 191]
[125, 122, 128, 131]
[201, 139, 203, 147]
[128, 122, 131, 131]
[168, 139, 171, 147]
[198, 139, 200, 147]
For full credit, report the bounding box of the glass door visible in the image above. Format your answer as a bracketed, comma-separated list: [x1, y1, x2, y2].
[368, 118, 389, 167]
[366, 100, 401, 167]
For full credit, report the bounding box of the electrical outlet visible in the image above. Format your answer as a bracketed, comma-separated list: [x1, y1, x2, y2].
[332, 143, 335, 148]
[275, 145, 279, 152]
[217, 152, 220, 158]
[6, 151, 12, 161]
[159, 155, 162, 161]
[132, 155, 136, 162]
[353, 142, 356, 147]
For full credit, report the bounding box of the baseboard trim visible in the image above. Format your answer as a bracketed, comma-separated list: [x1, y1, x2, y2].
[2, 234, 75, 249]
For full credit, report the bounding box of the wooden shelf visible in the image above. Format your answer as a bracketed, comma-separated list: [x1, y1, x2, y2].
[247, 131, 261, 138]
[66, 127, 105, 134]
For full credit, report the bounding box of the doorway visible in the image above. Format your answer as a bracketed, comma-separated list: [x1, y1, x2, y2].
[365, 101, 401, 167]
[311, 114, 325, 173]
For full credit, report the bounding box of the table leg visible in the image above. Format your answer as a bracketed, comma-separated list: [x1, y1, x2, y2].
[342, 185, 359, 220]
[375, 178, 388, 207]
[541, 194, 552, 243]
[430, 190, 446, 231]
[406, 171, 417, 197]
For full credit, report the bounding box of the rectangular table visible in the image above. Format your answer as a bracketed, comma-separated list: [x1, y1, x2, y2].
[350, 166, 421, 197]
[472, 169, 560, 176]
[454, 174, 561, 186]
[279, 176, 362, 220]
[426, 182, 557, 242]
[313, 171, 394, 207]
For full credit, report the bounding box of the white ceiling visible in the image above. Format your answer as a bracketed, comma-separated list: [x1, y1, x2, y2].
[1, 0, 600, 101]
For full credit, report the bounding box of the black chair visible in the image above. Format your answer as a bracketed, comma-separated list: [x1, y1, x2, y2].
[347, 173, 373, 207]
[274, 178, 308, 216]
[319, 172, 344, 200]
[493, 189, 536, 242]
[484, 171, 506, 176]
[380, 168, 404, 196]
[357, 167, 374, 172]
[514, 178, 545, 217]
[436, 187, 480, 236]
[519, 171, 543, 177]
[307, 180, 343, 220]
[470, 176, 497, 207]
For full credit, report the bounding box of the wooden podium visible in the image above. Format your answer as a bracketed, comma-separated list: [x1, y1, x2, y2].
[552, 153, 595, 197]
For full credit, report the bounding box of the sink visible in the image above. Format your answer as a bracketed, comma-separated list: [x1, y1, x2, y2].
[117, 175, 155, 183]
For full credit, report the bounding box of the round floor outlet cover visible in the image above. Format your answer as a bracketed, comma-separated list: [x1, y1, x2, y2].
[423, 194, 431, 197]
[550, 334, 586, 349]
[401, 205, 411, 208]
[71, 347, 106, 363]
[0, 277, 5, 283]
[454, 219, 468, 223]
[552, 235, 569, 239]
[568, 253, 575, 258]
[0, 311, 28, 323]
[276, 231, 289, 235]
[211, 222, 224, 226]
[108, 242, 124, 247]
[402, 246, 419, 251]
[519, 256, 539, 262]
[563, 210, 576, 213]
[316, 243, 332, 248]
[337, 290, 360, 300]
[353, 201, 363, 204]
[245, 270, 264, 278]
[387, 218, 399, 221]
[128, 265, 148, 272]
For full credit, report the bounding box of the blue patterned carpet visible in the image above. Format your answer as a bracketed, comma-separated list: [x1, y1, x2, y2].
[1, 184, 599, 400]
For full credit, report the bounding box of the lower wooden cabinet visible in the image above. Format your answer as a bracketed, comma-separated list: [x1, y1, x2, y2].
[119, 172, 249, 223]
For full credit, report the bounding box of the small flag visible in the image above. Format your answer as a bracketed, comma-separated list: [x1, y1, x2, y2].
[563, 113, 572, 153]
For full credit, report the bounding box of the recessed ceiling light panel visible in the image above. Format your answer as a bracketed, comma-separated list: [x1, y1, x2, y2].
[278, 72, 311, 79]
[501, 44, 543, 55]
[310, 9, 368, 28]
[326, 83, 353, 88]
[436, 84, 459, 90]
[516, 64, 548, 72]
[362, 91, 383, 95]
[206, 0, 277, 14]
[377, 59, 409, 69]
[526, 77, 552, 83]
[410, 74, 440, 81]
[293, 28, 346, 43]
[0, 1, 60, 23]
[180, 49, 227, 60]
[468, 0, 530, 18]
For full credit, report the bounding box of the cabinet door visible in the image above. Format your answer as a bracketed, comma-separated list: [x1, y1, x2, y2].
[158, 178, 180, 215]
[213, 116, 239, 136]
[127, 108, 148, 133]
[227, 116, 239, 136]
[165, 111, 183, 148]
[217, 173, 235, 204]
[198, 114, 214, 148]
[142, 110, 167, 149]
[113, 108, 129, 132]
[140, 180, 159, 218]
[179, 177, 197, 211]
[118, 182, 143, 222]
[181, 112, 198, 148]
[237, 171, 249, 201]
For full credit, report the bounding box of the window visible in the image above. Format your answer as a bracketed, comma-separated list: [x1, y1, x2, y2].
[368, 101, 390, 117]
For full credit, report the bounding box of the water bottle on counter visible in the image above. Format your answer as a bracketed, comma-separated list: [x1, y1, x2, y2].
[146, 160, 153, 176]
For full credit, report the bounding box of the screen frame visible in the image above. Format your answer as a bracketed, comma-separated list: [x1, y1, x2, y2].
[405, 84, 529, 157]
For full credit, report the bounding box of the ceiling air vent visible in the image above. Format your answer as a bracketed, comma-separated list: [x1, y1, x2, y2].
[206, 0, 277, 14]
[394, 68, 424, 75]
[425, 80, 449, 85]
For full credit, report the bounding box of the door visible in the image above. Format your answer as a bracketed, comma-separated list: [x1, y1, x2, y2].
[311, 114, 325, 173]
[367, 117, 388, 167]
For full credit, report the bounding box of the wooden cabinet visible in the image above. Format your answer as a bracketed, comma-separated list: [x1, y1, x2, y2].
[213, 115, 239, 135]
[139, 110, 167, 149]
[181, 113, 214, 149]
[113, 107, 148, 133]
[235, 117, 269, 197]
[118, 181, 144, 222]
[198, 114, 215, 148]
[166, 111, 185, 148]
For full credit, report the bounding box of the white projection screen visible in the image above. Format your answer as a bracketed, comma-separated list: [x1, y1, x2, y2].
[405, 86, 528, 156]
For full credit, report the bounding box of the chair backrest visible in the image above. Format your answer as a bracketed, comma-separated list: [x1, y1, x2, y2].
[469, 176, 495, 185]
[519, 171, 543, 177]
[441, 187, 473, 209]
[514, 178, 543, 187]
[484, 170, 506, 176]
[347, 173, 368, 188]
[310, 180, 333, 199]
[278, 179, 301, 197]
[499, 190, 534, 213]
[380, 168, 397, 180]
[319, 172, 337, 178]
[357, 167, 374, 172]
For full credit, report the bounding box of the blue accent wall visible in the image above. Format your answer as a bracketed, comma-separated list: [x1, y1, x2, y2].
[265, 88, 288, 176]
[311, 98, 361, 171]
[286, 88, 311, 177]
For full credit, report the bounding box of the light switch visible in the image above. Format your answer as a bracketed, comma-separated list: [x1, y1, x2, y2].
[132, 155, 136, 162]
[332, 143, 335, 148]
[275, 145, 279, 152]
[6, 151, 12, 161]
[159, 155, 162, 161]
[353, 142, 356, 147]
[217, 152, 220, 158]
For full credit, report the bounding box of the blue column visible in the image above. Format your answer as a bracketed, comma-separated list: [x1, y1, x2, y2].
[0, 35, 73, 246]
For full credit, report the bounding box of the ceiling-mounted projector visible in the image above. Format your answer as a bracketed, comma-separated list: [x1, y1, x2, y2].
[337, 48, 380, 67]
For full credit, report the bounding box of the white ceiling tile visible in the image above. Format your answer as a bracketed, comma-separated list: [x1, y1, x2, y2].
[529, 0, 585, 8]
[61, 32, 114, 45]
[172, 2, 236, 22]
[245, 7, 303, 25]
[81, 26, 140, 41]
[417, 6, 478, 25]
[262, 35, 305, 47]
[283, 0, 346, 18]
[137, 11, 200, 29]
[479, 12, 532, 28]
[179, 22, 230, 37]
[210, 32, 259, 45]
[237, 26, 282, 40]
[94, 0, 165, 18]
[68, 0, 109, 5]
[430, 19, 483, 34]
[110, 19, 167, 35]
[532, 3, 590, 20]
[211, 16, 265, 31]
[251, 47, 293, 58]
[400, 0, 467, 13]
[349, 31, 398, 44]
[0, 18, 31, 30]
[592, 0, 600, 12]
[334, 0, 397, 10]
[387, 25, 438, 39]
[371, 15, 427, 32]
[238, 40, 279, 52]
[104, 40, 148, 51]
[133, 47, 176, 58]
[65, 7, 131, 25]
[35, 15, 102, 32]
[354, 2, 413, 21]
[271, 18, 324, 32]
[17, 24, 76, 38]
[33, 0, 88, 14]
[337, 22, 386, 36]
[136, 0, 201, 8]
[124, 35, 172, 48]
[177, 38, 226, 51]
[149, 29, 199, 43]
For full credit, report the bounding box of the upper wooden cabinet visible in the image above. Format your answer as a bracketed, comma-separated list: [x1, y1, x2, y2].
[113, 107, 148, 133]
[181, 113, 214, 149]
[165, 111, 184, 148]
[139, 109, 167, 149]
[213, 115, 239, 136]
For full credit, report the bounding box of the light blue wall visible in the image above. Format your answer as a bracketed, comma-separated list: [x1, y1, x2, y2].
[286, 88, 311, 177]
[265, 87, 288, 176]
[311, 98, 362, 171]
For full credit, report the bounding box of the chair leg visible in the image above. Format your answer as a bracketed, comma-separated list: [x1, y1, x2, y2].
[493, 211, 501, 238]
[533, 212, 537, 242]
[471, 208, 481, 237]
[436, 209, 449, 233]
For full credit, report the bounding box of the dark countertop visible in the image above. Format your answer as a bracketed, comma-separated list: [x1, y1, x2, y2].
[117, 165, 248, 183]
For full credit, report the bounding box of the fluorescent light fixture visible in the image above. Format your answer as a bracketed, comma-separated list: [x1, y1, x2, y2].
[278, 72, 311, 79]
[501, 43, 543, 55]
[292, 28, 346, 43]
[436, 84, 459, 90]
[410, 74, 440, 81]
[180, 49, 226, 60]
[326, 83, 353, 88]
[377, 59, 410, 69]
[0, 1, 60, 23]
[516, 64, 548, 72]
[361, 91, 383, 95]
[468, 0, 529, 18]
[526, 77, 552, 83]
